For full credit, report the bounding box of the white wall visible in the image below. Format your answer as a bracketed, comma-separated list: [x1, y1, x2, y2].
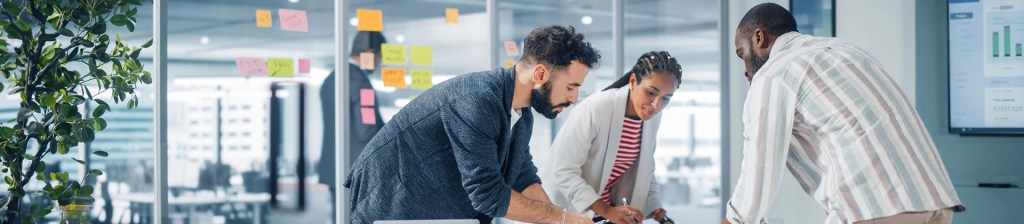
[726, 0, 919, 223]
[836, 0, 917, 103]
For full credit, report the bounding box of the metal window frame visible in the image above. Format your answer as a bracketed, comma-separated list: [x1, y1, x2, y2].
[148, 0, 732, 223]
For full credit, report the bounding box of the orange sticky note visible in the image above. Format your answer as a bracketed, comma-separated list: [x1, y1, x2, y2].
[382, 68, 407, 88]
[360, 89, 375, 106]
[279, 9, 308, 32]
[359, 52, 375, 70]
[357, 9, 383, 31]
[298, 58, 310, 74]
[446, 8, 458, 24]
[236, 57, 267, 76]
[256, 10, 272, 28]
[504, 41, 519, 56]
[360, 108, 376, 125]
[504, 60, 516, 68]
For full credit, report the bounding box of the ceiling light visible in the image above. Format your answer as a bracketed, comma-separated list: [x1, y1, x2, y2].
[200, 36, 210, 45]
[349, 17, 358, 26]
[581, 16, 593, 25]
[395, 35, 405, 43]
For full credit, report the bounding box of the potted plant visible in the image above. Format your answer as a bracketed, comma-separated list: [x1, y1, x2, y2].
[0, 0, 151, 223]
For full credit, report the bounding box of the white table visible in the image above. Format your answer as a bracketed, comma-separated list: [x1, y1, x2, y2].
[110, 193, 270, 224]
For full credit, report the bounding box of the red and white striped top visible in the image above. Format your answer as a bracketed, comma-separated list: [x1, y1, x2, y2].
[599, 117, 642, 203]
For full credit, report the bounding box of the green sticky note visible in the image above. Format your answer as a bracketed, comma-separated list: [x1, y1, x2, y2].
[267, 58, 294, 77]
[410, 69, 432, 89]
[409, 45, 432, 65]
[381, 44, 406, 65]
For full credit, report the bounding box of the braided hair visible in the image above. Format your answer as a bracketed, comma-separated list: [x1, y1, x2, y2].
[604, 51, 682, 91]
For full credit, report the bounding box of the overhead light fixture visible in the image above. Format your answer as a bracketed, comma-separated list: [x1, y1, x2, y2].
[349, 17, 359, 26]
[395, 35, 405, 43]
[288, 0, 299, 3]
[581, 16, 593, 25]
[200, 36, 210, 45]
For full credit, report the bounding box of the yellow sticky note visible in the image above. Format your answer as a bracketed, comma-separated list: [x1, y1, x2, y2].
[504, 60, 516, 68]
[381, 44, 406, 65]
[357, 9, 383, 31]
[409, 46, 432, 66]
[382, 68, 407, 88]
[446, 8, 458, 24]
[267, 58, 294, 77]
[256, 10, 272, 28]
[411, 69, 432, 89]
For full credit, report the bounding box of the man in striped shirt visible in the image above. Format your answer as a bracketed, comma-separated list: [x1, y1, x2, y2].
[724, 3, 964, 224]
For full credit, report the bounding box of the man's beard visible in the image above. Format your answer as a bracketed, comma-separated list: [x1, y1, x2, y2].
[530, 82, 571, 119]
[750, 48, 769, 75]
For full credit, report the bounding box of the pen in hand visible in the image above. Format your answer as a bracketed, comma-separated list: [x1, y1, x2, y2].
[622, 197, 639, 223]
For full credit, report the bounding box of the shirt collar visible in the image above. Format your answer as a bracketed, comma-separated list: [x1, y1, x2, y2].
[769, 31, 801, 57]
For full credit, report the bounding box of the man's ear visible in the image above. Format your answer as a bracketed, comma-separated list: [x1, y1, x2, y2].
[752, 28, 768, 50]
[532, 63, 549, 88]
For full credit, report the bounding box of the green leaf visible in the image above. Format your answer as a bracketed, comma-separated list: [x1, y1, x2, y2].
[92, 104, 107, 117]
[140, 71, 152, 84]
[39, 93, 57, 107]
[92, 150, 107, 157]
[35, 161, 45, 173]
[71, 157, 86, 165]
[126, 19, 135, 32]
[21, 153, 35, 160]
[4, 175, 12, 185]
[80, 185, 94, 196]
[58, 28, 74, 37]
[0, 126, 13, 139]
[2, 2, 18, 16]
[110, 15, 128, 26]
[14, 19, 30, 32]
[86, 169, 102, 176]
[141, 38, 152, 48]
[56, 143, 67, 154]
[91, 118, 106, 131]
[89, 18, 106, 34]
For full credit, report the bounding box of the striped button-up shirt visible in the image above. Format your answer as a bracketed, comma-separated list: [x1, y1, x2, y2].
[726, 32, 963, 224]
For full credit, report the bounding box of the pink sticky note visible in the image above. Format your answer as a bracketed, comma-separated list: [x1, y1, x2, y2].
[360, 108, 376, 125]
[360, 89, 375, 106]
[298, 58, 310, 74]
[236, 57, 267, 76]
[504, 41, 519, 56]
[278, 9, 308, 32]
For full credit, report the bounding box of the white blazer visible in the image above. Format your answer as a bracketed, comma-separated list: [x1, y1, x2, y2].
[540, 86, 663, 217]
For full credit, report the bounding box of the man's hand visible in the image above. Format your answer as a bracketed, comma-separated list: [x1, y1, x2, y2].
[521, 183, 552, 204]
[564, 211, 595, 224]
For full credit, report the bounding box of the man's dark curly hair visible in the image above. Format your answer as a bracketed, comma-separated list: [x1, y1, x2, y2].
[520, 25, 601, 70]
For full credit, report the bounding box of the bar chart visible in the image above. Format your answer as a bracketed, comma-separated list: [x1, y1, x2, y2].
[985, 8, 1024, 77]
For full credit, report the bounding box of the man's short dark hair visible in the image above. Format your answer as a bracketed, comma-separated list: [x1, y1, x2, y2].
[351, 31, 386, 57]
[520, 25, 601, 69]
[737, 3, 798, 37]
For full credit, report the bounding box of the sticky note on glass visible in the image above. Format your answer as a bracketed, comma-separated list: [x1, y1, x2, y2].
[360, 108, 376, 125]
[504, 60, 516, 68]
[409, 46, 432, 65]
[279, 9, 308, 32]
[236, 57, 267, 76]
[382, 68, 407, 88]
[410, 69, 432, 89]
[298, 58, 310, 74]
[360, 89, 375, 106]
[256, 10, 272, 28]
[357, 9, 383, 31]
[359, 52, 375, 70]
[267, 58, 294, 77]
[381, 44, 406, 65]
[504, 41, 519, 56]
[446, 8, 458, 24]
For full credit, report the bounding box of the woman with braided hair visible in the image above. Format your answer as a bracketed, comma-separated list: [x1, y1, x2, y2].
[540, 51, 682, 224]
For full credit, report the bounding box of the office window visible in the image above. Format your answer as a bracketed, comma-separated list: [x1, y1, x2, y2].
[625, 0, 723, 223]
[163, 0, 335, 222]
